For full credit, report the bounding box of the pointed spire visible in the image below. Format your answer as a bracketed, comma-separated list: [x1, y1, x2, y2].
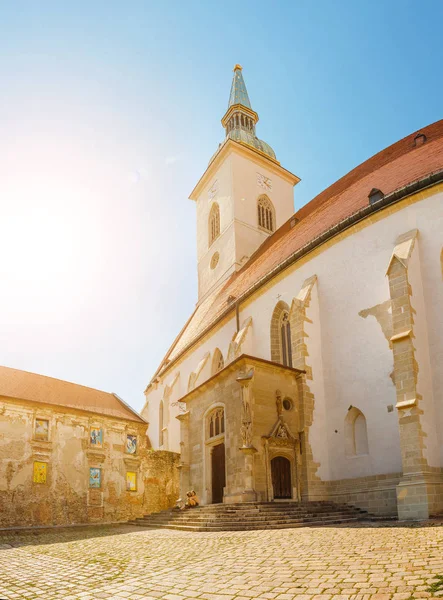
[220, 65, 277, 163]
[228, 64, 252, 109]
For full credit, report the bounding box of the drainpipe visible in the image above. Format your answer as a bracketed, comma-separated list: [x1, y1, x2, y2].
[235, 299, 240, 333]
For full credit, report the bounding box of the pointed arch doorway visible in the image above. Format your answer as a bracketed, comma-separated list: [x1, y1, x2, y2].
[264, 416, 302, 502]
[271, 456, 292, 499]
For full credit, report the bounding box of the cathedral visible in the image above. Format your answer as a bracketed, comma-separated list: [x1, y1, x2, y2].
[142, 65, 443, 520]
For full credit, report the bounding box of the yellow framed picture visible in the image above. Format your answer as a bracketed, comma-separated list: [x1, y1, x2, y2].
[126, 471, 137, 491]
[33, 461, 47, 484]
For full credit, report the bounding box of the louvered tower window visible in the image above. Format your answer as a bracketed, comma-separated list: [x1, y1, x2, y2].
[257, 195, 275, 232]
[209, 203, 220, 246]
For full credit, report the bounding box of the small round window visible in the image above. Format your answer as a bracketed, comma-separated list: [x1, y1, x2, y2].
[210, 252, 219, 270]
[283, 398, 293, 411]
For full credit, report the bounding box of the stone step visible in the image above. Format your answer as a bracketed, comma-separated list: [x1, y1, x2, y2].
[143, 505, 365, 516]
[130, 501, 369, 532]
[137, 509, 361, 523]
[190, 502, 352, 512]
[138, 509, 364, 520]
[134, 512, 364, 525]
[134, 516, 361, 528]
[131, 517, 360, 532]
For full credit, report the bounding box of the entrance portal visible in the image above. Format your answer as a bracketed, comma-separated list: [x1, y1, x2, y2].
[271, 456, 292, 499]
[211, 443, 226, 503]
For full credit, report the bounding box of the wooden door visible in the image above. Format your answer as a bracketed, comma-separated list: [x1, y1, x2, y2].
[211, 443, 226, 504]
[271, 456, 292, 499]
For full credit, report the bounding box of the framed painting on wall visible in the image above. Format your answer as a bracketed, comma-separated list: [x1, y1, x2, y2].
[34, 419, 49, 441]
[126, 471, 137, 491]
[126, 434, 137, 455]
[90, 427, 103, 448]
[33, 461, 47, 484]
[89, 468, 101, 488]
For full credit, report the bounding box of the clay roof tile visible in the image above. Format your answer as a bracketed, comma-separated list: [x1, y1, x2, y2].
[0, 365, 145, 423]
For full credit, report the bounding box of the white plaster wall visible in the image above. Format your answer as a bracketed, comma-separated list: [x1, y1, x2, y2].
[412, 194, 443, 467]
[408, 233, 440, 467]
[165, 375, 182, 453]
[196, 148, 297, 300]
[305, 282, 330, 481]
[145, 189, 443, 478]
[196, 157, 234, 262]
[143, 315, 237, 452]
[143, 384, 162, 450]
[196, 156, 236, 300]
[231, 152, 295, 229]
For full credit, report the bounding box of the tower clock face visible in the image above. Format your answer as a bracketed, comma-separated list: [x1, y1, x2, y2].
[257, 173, 272, 192]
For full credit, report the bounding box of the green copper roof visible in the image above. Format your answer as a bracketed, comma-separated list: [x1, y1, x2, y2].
[228, 65, 252, 109]
[227, 128, 276, 160]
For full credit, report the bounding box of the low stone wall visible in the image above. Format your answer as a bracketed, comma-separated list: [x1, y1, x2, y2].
[325, 473, 402, 516]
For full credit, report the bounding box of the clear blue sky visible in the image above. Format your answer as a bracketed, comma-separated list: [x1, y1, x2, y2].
[0, 1, 441, 412]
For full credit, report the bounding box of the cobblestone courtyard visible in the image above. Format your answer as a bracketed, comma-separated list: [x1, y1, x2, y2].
[0, 523, 443, 600]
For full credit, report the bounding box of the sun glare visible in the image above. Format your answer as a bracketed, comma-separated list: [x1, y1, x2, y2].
[1, 180, 104, 319]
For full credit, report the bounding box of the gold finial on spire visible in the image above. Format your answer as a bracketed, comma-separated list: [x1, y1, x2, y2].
[233, 64, 242, 71]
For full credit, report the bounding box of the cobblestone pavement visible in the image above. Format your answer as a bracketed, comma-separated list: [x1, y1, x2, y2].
[0, 523, 443, 600]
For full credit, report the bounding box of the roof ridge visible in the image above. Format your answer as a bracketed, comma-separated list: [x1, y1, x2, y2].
[149, 118, 443, 383]
[112, 393, 146, 423]
[294, 118, 443, 221]
[0, 364, 114, 396]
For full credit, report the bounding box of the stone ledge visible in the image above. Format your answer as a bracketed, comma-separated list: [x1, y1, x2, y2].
[396, 398, 417, 409]
[390, 329, 412, 342]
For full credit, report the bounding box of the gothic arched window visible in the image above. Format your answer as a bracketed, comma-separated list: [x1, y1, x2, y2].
[280, 311, 292, 368]
[212, 348, 224, 375]
[159, 400, 164, 447]
[345, 407, 369, 456]
[257, 195, 275, 233]
[209, 203, 220, 246]
[208, 407, 225, 439]
[270, 301, 292, 366]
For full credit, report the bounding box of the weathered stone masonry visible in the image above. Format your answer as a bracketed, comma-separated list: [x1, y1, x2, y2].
[387, 229, 443, 519]
[0, 396, 179, 528]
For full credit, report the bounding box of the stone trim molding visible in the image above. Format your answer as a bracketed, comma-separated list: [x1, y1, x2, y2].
[178, 354, 304, 405]
[228, 317, 253, 362]
[151, 174, 443, 386]
[386, 228, 443, 519]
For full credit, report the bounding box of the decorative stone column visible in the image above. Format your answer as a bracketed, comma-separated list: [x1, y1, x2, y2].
[176, 410, 190, 501]
[290, 275, 328, 502]
[237, 368, 258, 502]
[387, 229, 442, 519]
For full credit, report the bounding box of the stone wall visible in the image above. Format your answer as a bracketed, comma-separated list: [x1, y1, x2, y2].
[179, 357, 410, 516]
[181, 357, 301, 505]
[326, 473, 402, 516]
[0, 396, 179, 528]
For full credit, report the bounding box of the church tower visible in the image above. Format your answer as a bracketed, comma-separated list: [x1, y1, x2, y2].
[190, 65, 300, 303]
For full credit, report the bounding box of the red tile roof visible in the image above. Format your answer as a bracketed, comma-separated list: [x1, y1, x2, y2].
[0, 366, 145, 423]
[155, 119, 443, 378]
